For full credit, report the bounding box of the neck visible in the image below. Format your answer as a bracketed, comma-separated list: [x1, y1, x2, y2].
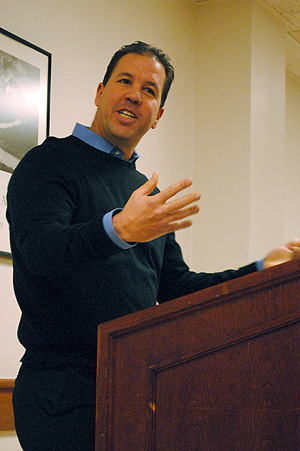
[89, 122, 135, 161]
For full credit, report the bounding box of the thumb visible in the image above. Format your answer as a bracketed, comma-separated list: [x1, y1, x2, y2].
[292, 246, 300, 260]
[139, 172, 159, 196]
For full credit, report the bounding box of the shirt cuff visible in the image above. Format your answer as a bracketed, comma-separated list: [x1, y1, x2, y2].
[255, 258, 265, 271]
[102, 209, 136, 250]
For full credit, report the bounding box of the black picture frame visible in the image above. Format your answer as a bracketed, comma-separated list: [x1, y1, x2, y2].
[0, 28, 51, 258]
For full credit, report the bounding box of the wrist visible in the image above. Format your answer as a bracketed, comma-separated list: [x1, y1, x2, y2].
[103, 210, 135, 249]
[112, 210, 134, 244]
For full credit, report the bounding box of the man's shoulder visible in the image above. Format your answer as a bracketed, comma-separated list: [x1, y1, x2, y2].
[35, 134, 80, 152]
[18, 135, 85, 164]
[10, 135, 84, 183]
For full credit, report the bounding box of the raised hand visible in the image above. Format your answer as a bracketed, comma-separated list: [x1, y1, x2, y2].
[112, 172, 201, 243]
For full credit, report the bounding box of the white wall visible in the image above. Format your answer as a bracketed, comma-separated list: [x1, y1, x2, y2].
[249, 1, 286, 260]
[193, 0, 253, 271]
[0, 257, 23, 376]
[192, 0, 297, 272]
[285, 72, 300, 241]
[0, 255, 23, 449]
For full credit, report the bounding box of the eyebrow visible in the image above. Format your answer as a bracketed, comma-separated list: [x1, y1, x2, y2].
[116, 72, 160, 92]
[117, 72, 133, 79]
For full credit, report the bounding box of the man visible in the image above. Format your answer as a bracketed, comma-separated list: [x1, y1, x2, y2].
[7, 41, 300, 450]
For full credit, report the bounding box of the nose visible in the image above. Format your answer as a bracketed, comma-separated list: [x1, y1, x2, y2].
[125, 85, 142, 104]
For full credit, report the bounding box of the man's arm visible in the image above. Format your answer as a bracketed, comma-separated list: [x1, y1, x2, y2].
[113, 172, 300, 268]
[6, 142, 125, 276]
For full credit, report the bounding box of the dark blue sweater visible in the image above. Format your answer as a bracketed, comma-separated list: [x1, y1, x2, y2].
[7, 136, 257, 367]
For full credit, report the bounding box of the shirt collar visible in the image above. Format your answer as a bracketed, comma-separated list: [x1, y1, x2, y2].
[72, 123, 140, 163]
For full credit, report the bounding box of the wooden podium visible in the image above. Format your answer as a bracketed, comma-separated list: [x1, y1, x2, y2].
[96, 260, 300, 450]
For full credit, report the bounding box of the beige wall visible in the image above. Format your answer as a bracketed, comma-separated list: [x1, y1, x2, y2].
[1, 0, 300, 448]
[285, 71, 300, 241]
[192, 0, 296, 271]
[249, 1, 286, 260]
[193, 0, 253, 271]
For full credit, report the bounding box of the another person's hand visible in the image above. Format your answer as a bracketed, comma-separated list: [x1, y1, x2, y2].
[263, 239, 300, 268]
[113, 172, 201, 243]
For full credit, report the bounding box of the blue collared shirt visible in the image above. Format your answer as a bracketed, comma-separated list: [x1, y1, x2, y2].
[72, 122, 140, 162]
[72, 123, 137, 249]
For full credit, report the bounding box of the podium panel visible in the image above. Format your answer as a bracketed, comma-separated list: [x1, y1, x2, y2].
[96, 260, 300, 450]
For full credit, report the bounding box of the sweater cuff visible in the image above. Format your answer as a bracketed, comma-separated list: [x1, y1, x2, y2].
[255, 258, 265, 270]
[103, 209, 136, 250]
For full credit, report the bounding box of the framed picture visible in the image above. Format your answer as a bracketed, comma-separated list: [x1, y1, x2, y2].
[0, 28, 51, 257]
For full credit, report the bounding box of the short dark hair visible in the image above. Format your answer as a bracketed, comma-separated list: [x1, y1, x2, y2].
[103, 41, 174, 108]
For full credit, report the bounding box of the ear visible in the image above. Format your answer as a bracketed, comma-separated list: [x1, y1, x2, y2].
[94, 82, 105, 107]
[151, 108, 164, 130]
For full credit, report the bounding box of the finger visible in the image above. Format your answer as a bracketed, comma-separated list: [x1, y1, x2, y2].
[292, 246, 300, 259]
[174, 219, 194, 230]
[164, 219, 194, 233]
[164, 192, 201, 214]
[158, 178, 194, 203]
[139, 172, 159, 196]
[286, 238, 300, 250]
[165, 204, 200, 222]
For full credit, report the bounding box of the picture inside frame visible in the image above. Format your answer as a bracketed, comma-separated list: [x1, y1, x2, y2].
[0, 49, 40, 172]
[0, 29, 51, 256]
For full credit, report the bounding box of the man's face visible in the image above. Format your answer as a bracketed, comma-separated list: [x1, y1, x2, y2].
[91, 53, 165, 158]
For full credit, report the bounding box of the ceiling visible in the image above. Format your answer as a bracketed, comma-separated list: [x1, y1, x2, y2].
[194, 0, 300, 80]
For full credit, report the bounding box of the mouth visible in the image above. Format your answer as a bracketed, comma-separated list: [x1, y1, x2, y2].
[118, 109, 137, 119]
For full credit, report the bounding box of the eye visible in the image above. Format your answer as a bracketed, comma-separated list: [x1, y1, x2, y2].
[118, 78, 131, 85]
[144, 87, 156, 97]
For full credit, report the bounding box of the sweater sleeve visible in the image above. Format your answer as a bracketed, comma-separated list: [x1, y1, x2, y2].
[6, 142, 125, 277]
[157, 232, 258, 303]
